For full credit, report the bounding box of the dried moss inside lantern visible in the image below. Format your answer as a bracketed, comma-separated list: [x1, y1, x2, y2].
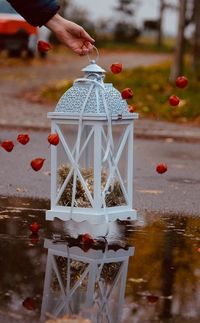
[51, 256, 121, 292]
[58, 165, 126, 208]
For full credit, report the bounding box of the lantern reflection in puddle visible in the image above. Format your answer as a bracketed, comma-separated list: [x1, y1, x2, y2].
[46, 49, 138, 224]
[41, 236, 134, 322]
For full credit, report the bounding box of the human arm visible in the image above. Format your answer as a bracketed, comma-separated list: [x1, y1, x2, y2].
[45, 14, 94, 55]
[7, 0, 59, 27]
[7, 0, 94, 55]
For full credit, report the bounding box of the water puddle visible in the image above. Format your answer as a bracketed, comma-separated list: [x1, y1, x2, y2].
[0, 196, 199, 323]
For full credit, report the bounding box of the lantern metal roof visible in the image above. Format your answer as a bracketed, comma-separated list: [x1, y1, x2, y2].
[49, 56, 138, 121]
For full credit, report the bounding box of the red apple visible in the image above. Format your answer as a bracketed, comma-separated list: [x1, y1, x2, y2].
[169, 95, 180, 106]
[1, 140, 14, 152]
[17, 134, 30, 145]
[29, 233, 39, 245]
[30, 158, 45, 171]
[121, 88, 134, 100]
[37, 40, 52, 52]
[156, 163, 168, 174]
[176, 76, 188, 88]
[29, 222, 41, 234]
[22, 297, 36, 310]
[81, 233, 93, 244]
[147, 295, 159, 304]
[110, 63, 122, 74]
[128, 105, 137, 113]
[48, 133, 59, 146]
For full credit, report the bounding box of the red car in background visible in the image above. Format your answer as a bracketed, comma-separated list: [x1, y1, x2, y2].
[0, 0, 39, 57]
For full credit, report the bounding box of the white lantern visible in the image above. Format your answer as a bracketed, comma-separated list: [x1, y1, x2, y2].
[46, 51, 138, 224]
[41, 237, 134, 322]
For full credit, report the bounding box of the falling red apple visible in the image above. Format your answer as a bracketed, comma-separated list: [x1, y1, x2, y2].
[156, 163, 168, 174]
[110, 63, 122, 74]
[169, 95, 180, 107]
[176, 76, 188, 89]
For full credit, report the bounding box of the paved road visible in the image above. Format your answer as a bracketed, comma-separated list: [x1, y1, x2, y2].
[0, 128, 199, 216]
[0, 51, 200, 216]
[0, 51, 170, 129]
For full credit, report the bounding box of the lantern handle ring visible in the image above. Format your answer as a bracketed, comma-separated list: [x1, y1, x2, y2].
[87, 46, 99, 63]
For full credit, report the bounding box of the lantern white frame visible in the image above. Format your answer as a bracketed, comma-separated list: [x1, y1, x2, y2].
[46, 113, 138, 224]
[41, 238, 134, 322]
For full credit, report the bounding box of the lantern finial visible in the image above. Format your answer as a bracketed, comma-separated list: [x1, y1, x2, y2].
[82, 46, 106, 75]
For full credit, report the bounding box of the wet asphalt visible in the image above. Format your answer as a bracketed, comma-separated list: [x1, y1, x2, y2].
[0, 51, 199, 217]
[0, 128, 200, 216]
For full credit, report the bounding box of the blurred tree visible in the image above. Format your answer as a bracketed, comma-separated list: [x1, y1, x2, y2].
[169, 0, 187, 82]
[157, 0, 165, 46]
[192, 0, 200, 75]
[144, 1, 178, 47]
[115, 0, 136, 16]
[157, 1, 179, 47]
[51, 1, 95, 43]
[94, 19, 113, 45]
[59, 0, 71, 17]
[114, 0, 140, 42]
[65, 3, 95, 38]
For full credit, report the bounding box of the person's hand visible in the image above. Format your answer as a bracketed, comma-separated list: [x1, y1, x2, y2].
[45, 14, 95, 55]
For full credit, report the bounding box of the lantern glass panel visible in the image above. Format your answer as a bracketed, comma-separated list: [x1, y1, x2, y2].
[97, 261, 123, 322]
[49, 256, 91, 315]
[46, 255, 123, 320]
[56, 123, 95, 208]
[56, 123, 79, 207]
[113, 124, 129, 196]
[78, 124, 94, 193]
[101, 123, 128, 208]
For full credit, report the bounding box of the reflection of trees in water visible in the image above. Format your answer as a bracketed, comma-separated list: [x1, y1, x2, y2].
[0, 208, 48, 312]
[126, 215, 200, 321]
[160, 217, 177, 319]
[1, 209, 200, 321]
[172, 216, 200, 319]
[0, 240, 45, 311]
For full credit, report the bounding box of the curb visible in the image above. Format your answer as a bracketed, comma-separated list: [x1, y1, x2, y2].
[0, 121, 200, 143]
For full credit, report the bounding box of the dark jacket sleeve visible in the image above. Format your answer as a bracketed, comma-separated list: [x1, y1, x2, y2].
[7, 0, 60, 26]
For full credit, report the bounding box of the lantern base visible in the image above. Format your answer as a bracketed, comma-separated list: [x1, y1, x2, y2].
[46, 208, 137, 224]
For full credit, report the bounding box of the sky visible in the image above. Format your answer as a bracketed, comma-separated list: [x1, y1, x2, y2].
[74, 0, 178, 36]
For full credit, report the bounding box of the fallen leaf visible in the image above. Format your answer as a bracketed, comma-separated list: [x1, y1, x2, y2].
[0, 214, 9, 219]
[137, 189, 163, 195]
[16, 187, 27, 193]
[129, 278, 147, 283]
[43, 171, 51, 176]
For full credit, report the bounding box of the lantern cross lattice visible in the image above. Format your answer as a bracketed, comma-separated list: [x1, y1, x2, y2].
[41, 239, 134, 322]
[55, 124, 95, 208]
[54, 122, 131, 210]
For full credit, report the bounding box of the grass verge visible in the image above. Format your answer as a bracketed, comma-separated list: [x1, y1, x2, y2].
[40, 61, 200, 124]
